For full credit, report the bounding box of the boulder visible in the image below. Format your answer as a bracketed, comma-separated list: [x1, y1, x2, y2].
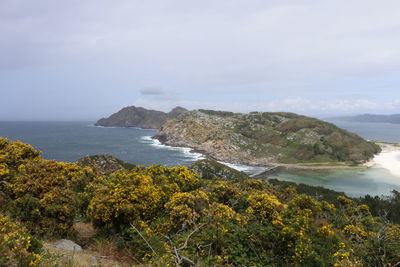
[52, 239, 83, 251]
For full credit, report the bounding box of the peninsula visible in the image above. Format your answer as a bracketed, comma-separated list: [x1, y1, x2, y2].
[154, 109, 381, 166]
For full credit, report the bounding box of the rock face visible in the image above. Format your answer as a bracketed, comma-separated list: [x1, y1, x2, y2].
[190, 159, 249, 180]
[95, 106, 188, 129]
[155, 110, 381, 166]
[52, 239, 83, 251]
[77, 154, 135, 174]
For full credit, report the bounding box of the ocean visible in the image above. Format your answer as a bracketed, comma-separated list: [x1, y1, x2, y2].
[0, 121, 203, 167]
[1, 120, 400, 197]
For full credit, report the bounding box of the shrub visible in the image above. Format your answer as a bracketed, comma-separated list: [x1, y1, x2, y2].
[0, 214, 42, 266]
[5, 159, 94, 236]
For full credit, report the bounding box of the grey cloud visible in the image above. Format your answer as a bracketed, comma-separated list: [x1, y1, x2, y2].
[1, 0, 400, 120]
[140, 86, 165, 96]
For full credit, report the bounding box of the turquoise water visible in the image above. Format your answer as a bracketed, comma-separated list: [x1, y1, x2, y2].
[273, 168, 400, 197]
[271, 120, 400, 197]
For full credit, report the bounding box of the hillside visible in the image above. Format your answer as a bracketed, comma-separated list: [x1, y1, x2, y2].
[155, 110, 381, 165]
[95, 106, 187, 128]
[328, 113, 400, 124]
[77, 154, 135, 174]
[0, 137, 399, 266]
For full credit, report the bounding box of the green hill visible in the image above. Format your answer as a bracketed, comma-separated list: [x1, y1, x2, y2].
[155, 110, 381, 165]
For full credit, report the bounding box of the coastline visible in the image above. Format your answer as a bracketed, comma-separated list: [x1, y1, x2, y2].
[153, 134, 400, 177]
[366, 142, 400, 177]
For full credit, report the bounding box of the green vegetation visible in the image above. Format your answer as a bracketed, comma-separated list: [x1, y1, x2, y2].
[156, 110, 381, 166]
[0, 137, 399, 266]
[197, 109, 237, 117]
[232, 112, 381, 163]
[77, 154, 136, 174]
[269, 178, 400, 224]
[189, 159, 249, 180]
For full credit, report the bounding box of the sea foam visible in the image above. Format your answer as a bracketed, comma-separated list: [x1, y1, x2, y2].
[140, 136, 205, 161]
[217, 161, 266, 174]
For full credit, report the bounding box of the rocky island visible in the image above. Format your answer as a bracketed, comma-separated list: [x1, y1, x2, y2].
[95, 106, 187, 129]
[154, 109, 381, 166]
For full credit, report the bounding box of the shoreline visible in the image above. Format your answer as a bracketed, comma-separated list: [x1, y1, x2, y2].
[367, 142, 400, 177]
[153, 136, 400, 176]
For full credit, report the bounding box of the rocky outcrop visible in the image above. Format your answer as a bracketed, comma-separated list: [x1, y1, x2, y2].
[155, 110, 381, 166]
[52, 239, 83, 251]
[77, 154, 135, 174]
[95, 106, 188, 129]
[190, 159, 249, 180]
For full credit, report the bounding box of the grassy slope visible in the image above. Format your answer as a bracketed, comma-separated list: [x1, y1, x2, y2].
[190, 110, 381, 164]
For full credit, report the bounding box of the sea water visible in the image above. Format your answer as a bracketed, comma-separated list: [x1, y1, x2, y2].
[0, 121, 202, 167]
[1, 120, 400, 196]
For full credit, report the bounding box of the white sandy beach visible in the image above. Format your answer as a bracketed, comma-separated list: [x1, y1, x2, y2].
[368, 143, 400, 177]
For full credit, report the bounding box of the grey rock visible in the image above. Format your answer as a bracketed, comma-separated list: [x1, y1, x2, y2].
[52, 239, 83, 251]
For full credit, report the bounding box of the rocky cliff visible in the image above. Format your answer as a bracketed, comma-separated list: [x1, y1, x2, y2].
[154, 110, 381, 166]
[95, 106, 187, 129]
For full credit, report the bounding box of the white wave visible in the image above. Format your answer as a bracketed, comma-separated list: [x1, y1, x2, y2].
[140, 136, 153, 143]
[88, 125, 156, 131]
[217, 161, 266, 174]
[141, 136, 205, 161]
[88, 125, 121, 129]
[372, 150, 400, 177]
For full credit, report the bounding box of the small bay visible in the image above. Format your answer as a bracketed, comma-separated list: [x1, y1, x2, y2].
[272, 120, 400, 197]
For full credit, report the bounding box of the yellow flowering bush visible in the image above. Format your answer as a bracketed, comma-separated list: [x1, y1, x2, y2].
[318, 224, 335, 238]
[0, 138, 41, 168]
[0, 163, 9, 177]
[87, 170, 163, 228]
[343, 225, 368, 240]
[0, 138, 399, 267]
[208, 180, 241, 206]
[290, 194, 322, 216]
[143, 165, 200, 192]
[246, 192, 285, 225]
[337, 196, 353, 207]
[165, 191, 209, 227]
[5, 159, 94, 236]
[0, 214, 42, 266]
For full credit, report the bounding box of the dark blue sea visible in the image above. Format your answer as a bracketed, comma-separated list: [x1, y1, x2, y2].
[0, 121, 202, 167]
[1, 120, 400, 196]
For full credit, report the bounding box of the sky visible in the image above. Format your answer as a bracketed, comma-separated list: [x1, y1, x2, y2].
[1, 0, 400, 120]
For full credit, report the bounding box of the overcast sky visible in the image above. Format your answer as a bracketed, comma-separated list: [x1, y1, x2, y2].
[1, 0, 400, 120]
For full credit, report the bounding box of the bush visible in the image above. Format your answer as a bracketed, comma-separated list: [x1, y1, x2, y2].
[0, 214, 42, 266]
